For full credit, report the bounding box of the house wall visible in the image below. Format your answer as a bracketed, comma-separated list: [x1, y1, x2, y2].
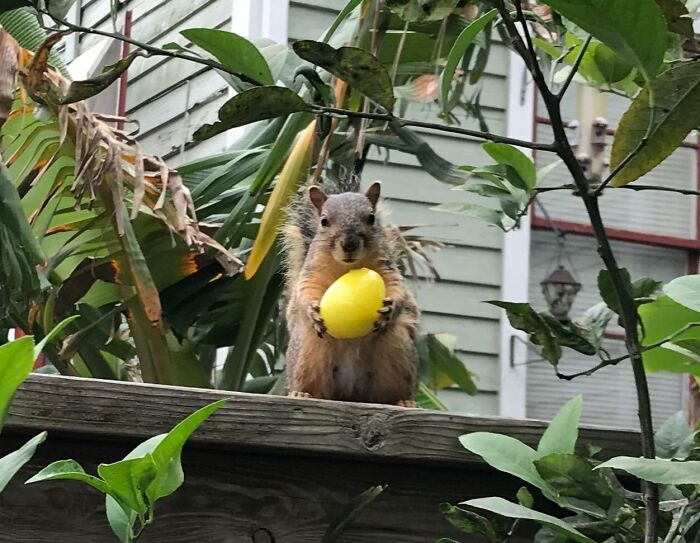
[70, 0, 510, 414]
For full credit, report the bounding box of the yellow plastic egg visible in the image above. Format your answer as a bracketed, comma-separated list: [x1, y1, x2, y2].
[320, 268, 386, 339]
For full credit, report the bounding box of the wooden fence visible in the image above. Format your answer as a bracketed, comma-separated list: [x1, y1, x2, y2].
[0, 375, 641, 542]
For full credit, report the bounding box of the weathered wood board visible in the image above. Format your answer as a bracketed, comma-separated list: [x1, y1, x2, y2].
[0, 375, 641, 542]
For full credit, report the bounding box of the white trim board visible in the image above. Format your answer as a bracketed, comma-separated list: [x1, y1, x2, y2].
[498, 50, 534, 419]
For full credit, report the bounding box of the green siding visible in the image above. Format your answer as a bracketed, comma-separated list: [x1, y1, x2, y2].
[290, 2, 510, 414]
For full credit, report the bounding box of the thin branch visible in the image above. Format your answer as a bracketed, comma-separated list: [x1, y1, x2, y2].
[39, 9, 266, 87]
[310, 105, 558, 152]
[556, 322, 700, 381]
[594, 89, 656, 195]
[514, 2, 549, 98]
[557, 36, 592, 101]
[536, 183, 700, 197]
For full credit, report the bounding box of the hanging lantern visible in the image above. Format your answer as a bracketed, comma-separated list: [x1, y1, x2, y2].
[541, 265, 581, 321]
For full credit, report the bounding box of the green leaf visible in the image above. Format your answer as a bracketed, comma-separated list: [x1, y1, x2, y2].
[592, 44, 633, 84]
[440, 9, 498, 112]
[540, 0, 666, 80]
[654, 0, 694, 39]
[440, 503, 497, 542]
[34, 316, 80, 361]
[597, 268, 632, 315]
[418, 333, 477, 395]
[538, 396, 582, 457]
[416, 382, 448, 410]
[664, 275, 700, 313]
[0, 432, 46, 493]
[655, 411, 695, 460]
[323, 0, 363, 43]
[98, 455, 158, 514]
[432, 202, 504, 229]
[517, 487, 534, 509]
[482, 143, 536, 191]
[193, 86, 308, 141]
[26, 459, 110, 495]
[180, 28, 274, 86]
[58, 52, 140, 104]
[386, 0, 459, 22]
[0, 336, 34, 430]
[145, 398, 227, 503]
[459, 433, 547, 490]
[639, 295, 700, 376]
[540, 315, 597, 356]
[633, 277, 662, 300]
[573, 302, 613, 352]
[106, 495, 135, 543]
[463, 497, 596, 543]
[610, 63, 700, 187]
[596, 456, 700, 485]
[487, 301, 561, 364]
[292, 40, 395, 110]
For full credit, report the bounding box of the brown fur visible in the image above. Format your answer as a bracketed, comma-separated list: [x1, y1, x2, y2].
[283, 182, 420, 406]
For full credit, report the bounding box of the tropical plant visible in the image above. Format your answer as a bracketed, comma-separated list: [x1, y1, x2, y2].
[0, 1, 478, 405]
[445, 396, 700, 542]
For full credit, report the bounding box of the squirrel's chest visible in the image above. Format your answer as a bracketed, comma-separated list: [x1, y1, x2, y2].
[329, 341, 372, 399]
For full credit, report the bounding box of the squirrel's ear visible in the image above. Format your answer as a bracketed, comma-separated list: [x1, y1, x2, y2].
[365, 181, 381, 209]
[307, 185, 327, 214]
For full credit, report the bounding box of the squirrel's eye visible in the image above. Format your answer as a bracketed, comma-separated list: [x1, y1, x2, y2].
[320, 216, 329, 227]
[367, 213, 375, 225]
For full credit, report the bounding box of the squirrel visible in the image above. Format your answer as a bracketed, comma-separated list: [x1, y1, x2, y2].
[283, 178, 420, 407]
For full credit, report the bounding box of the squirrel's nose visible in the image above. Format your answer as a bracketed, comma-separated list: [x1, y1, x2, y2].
[342, 238, 359, 253]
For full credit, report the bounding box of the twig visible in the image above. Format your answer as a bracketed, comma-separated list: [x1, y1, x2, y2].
[514, 2, 548, 98]
[39, 9, 265, 87]
[536, 183, 700, 197]
[556, 322, 700, 380]
[557, 36, 591, 101]
[309, 105, 558, 152]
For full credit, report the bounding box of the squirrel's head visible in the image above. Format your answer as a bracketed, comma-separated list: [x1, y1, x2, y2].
[307, 182, 382, 266]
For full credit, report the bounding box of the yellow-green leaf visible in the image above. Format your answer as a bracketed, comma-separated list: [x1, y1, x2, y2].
[610, 62, 700, 187]
[245, 119, 317, 279]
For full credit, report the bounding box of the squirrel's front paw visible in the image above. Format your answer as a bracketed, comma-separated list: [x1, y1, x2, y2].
[373, 298, 394, 333]
[308, 302, 327, 338]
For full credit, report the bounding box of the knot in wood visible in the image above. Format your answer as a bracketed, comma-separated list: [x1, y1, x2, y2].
[251, 527, 274, 543]
[355, 413, 389, 451]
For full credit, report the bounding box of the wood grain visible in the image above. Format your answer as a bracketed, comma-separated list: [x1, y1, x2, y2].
[0, 375, 642, 541]
[6, 375, 641, 465]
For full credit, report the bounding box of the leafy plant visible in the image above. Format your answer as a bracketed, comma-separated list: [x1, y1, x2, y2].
[26, 398, 227, 542]
[445, 397, 700, 542]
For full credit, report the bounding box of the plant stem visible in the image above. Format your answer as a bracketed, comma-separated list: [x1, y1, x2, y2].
[557, 321, 700, 380]
[309, 106, 558, 151]
[494, 2, 659, 540]
[536, 183, 700, 197]
[557, 36, 592, 101]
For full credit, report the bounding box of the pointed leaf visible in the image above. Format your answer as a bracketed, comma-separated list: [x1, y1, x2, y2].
[655, 412, 695, 460]
[0, 336, 34, 430]
[0, 432, 46, 493]
[146, 398, 227, 503]
[610, 63, 700, 187]
[540, 0, 665, 80]
[463, 498, 596, 543]
[440, 503, 497, 542]
[440, 9, 498, 112]
[460, 432, 547, 490]
[181, 28, 273, 86]
[538, 396, 582, 456]
[482, 142, 536, 191]
[487, 301, 561, 363]
[245, 119, 316, 279]
[596, 456, 700, 485]
[664, 274, 700, 313]
[323, 0, 363, 43]
[58, 52, 140, 104]
[597, 268, 632, 314]
[293, 40, 394, 110]
[26, 459, 110, 495]
[194, 86, 308, 140]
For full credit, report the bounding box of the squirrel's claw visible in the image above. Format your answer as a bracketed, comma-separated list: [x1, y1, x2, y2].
[373, 298, 394, 333]
[308, 302, 326, 338]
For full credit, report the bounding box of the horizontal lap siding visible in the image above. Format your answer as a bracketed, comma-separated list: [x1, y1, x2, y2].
[290, 2, 508, 414]
[78, 0, 231, 165]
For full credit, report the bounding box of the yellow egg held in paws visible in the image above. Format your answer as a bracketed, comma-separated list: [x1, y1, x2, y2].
[319, 268, 386, 339]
